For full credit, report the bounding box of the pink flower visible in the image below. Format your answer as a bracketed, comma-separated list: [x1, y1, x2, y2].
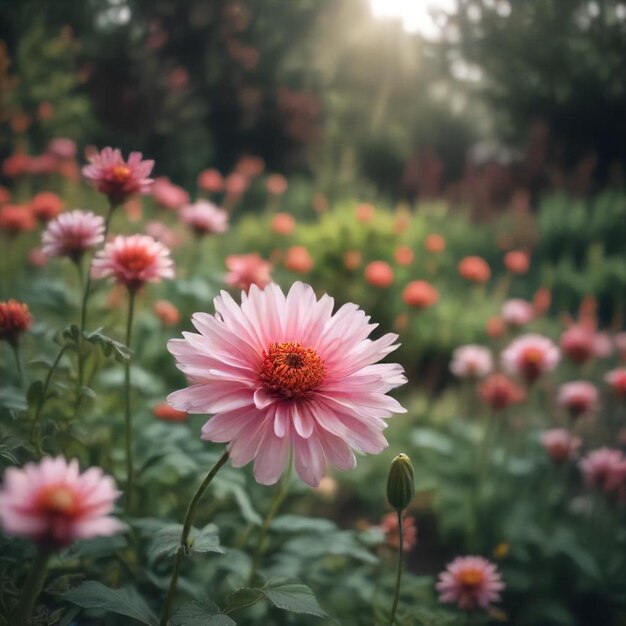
[380, 513, 417, 551]
[91, 235, 174, 291]
[478, 374, 525, 410]
[501, 299, 534, 327]
[436, 556, 505, 611]
[541, 429, 582, 462]
[593, 332, 613, 359]
[450, 345, 493, 379]
[82, 147, 154, 205]
[167, 282, 407, 486]
[615, 333, 626, 361]
[0, 457, 122, 548]
[180, 200, 229, 236]
[152, 177, 190, 211]
[560, 324, 595, 364]
[501, 333, 560, 382]
[48, 137, 77, 160]
[225, 253, 272, 292]
[41, 210, 105, 261]
[198, 168, 224, 193]
[557, 381, 598, 417]
[605, 368, 626, 399]
[579, 448, 626, 494]
[266, 174, 288, 195]
[225, 172, 249, 197]
[145, 221, 182, 249]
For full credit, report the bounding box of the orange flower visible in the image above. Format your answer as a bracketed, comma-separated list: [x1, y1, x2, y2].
[458, 256, 491, 283]
[284, 246, 313, 273]
[153, 403, 188, 422]
[344, 250, 362, 271]
[486, 316, 505, 339]
[153, 299, 180, 326]
[425, 234, 445, 254]
[394, 245, 414, 266]
[364, 261, 393, 288]
[30, 192, 64, 222]
[0, 186, 10, 204]
[533, 288, 551, 315]
[0, 204, 36, 235]
[0, 300, 32, 346]
[402, 280, 438, 309]
[355, 203, 375, 223]
[271, 212, 296, 236]
[198, 168, 224, 193]
[504, 250, 530, 274]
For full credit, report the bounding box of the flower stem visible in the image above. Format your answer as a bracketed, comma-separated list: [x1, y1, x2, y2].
[123, 289, 137, 514]
[389, 510, 404, 626]
[159, 450, 230, 626]
[9, 546, 51, 626]
[11, 342, 24, 389]
[248, 462, 292, 585]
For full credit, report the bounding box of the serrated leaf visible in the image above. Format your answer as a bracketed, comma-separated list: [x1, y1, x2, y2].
[170, 601, 236, 626]
[149, 524, 183, 562]
[262, 580, 327, 618]
[223, 588, 264, 614]
[191, 524, 224, 554]
[86, 331, 132, 362]
[60, 581, 157, 625]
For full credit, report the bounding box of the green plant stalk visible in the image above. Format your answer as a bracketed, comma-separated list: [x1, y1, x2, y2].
[9, 546, 51, 626]
[389, 510, 404, 625]
[11, 342, 24, 389]
[123, 289, 136, 514]
[159, 450, 230, 626]
[248, 460, 292, 585]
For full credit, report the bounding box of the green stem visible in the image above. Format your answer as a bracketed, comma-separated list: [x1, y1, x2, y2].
[31, 343, 70, 456]
[159, 450, 230, 626]
[11, 342, 24, 389]
[123, 289, 137, 514]
[389, 510, 404, 625]
[248, 462, 292, 585]
[9, 547, 51, 626]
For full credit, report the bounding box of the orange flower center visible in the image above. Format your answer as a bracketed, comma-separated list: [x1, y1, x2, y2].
[36, 484, 77, 516]
[117, 246, 155, 273]
[260, 341, 325, 399]
[111, 165, 131, 182]
[459, 568, 485, 588]
[522, 347, 543, 365]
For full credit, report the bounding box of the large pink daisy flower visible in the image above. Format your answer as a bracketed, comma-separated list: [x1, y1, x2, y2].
[167, 282, 407, 486]
[0, 456, 122, 548]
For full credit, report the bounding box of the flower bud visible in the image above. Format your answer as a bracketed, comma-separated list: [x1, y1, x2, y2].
[387, 453, 415, 512]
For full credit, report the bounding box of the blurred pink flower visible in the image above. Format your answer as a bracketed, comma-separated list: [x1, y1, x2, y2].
[0, 456, 122, 548]
[266, 174, 288, 195]
[541, 429, 582, 462]
[82, 147, 154, 205]
[478, 374, 525, 411]
[450, 345, 493, 379]
[198, 168, 224, 193]
[0, 204, 36, 235]
[557, 381, 598, 417]
[225, 172, 249, 197]
[380, 512, 417, 551]
[436, 556, 504, 611]
[152, 177, 190, 211]
[48, 137, 77, 160]
[501, 334, 560, 383]
[91, 234, 174, 291]
[580, 448, 626, 494]
[614, 333, 626, 361]
[181, 200, 228, 236]
[501, 299, 534, 327]
[225, 253, 272, 292]
[271, 212, 296, 235]
[605, 368, 626, 399]
[284, 246, 314, 273]
[402, 280, 438, 309]
[167, 282, 407, 486]
[30, 192, 64, 223]
[153, 299, 181, 326]
[42, 210, 105, 261]
[364, 261, 394, 288]
[560, 324, 596, 364]
[145, 221, 182, 248]
[593, 332, 613, 359]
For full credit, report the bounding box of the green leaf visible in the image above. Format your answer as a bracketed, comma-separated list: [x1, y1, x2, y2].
[191, 524, 224, 554]
[170, 601, 236, 626]
[61, 324, 81, 344]
[262, 580, 327, 618]
[270, 515, 336, 534]
[223, 588, 264, 614]
[26, 380, 45, 407]
[60, 581, 158, 625]
[149, 524, 183, 562]
[86, 330, 132, 362]
[0, 387, 28, 412]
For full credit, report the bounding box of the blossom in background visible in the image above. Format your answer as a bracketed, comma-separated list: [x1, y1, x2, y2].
[478, 374, 525, 411]
[560, 324, 596, 364]
[344, 250, 362, 271]
[436, 556, 505, 611]
[501, 299, 534, 327]
[198, 168, 224, 193]
[579, 448, 626, 494]
[504, 250, 530, 274]
[0, 456, 122, 548]
[557, 381, 598, 417]
[82, 147, 154, 205]
[0, 185, 10, 204]
[425, 233, 445, 254]
[501, 333, 560, 383]
[450, 345, 493, 379]
[28, 248, 48, 267]
[224, 172, 249, 198]
[605, 368, 626, 399]
[364, 261, 394, 288]
[486, 316, 505, 339]
[355, 202, 375, 223]
[48, 137, 77, 160]
[616, 333, 626, 361]
[394, 245, 414, 266]
[151, 177, 190, 211]
[0, 300, 32, 346]
[541, 429, 582, 462]
[380, 512, 417, 551]
[402, 280, 438, 309]
[153, 299, 181, 326]
[235, 155, 265, 178]
[593, 333, 613, 359]
[284, 246, 314, 273]
[91, 234, 174, 291]
[41, 210, 105, 261]
[225, 253, 272, 292]
[153, 403, 187, 423]
[30, 192, 64, 222]
[167, 282, 407, 486]
[0, 204, 36, 235]
[145, 221, 182, 249]
[180, 200, 229, 236]
[458, 256, 491, 283]
[271, 212, 296, 236]
[266, 174, 288, 195]
[532, 287, 551, 315]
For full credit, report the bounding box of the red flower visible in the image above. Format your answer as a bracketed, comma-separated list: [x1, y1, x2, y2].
[0, 204, 36, 235]
[0, 300, 33, 346]
[402, 280, 438, 309]
[364, 261, 394, 288]
[30, 192, 64, 223]
[504, 250, 529, 274]
[425, 234, 445, 254]
[478, 374, 525, 411]
[458, 256, 490, 283]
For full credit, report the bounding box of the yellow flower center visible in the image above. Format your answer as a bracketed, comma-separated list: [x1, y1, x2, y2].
[37, 485, 77, 515]
[111, 165, 131, 182]
[459, 568, 484, 588]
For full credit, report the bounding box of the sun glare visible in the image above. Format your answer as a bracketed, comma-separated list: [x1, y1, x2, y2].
[369, 0, 457, 38]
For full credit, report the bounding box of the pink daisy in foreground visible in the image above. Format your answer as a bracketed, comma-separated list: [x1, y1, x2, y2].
[82, 147, 154, 205]
[41, 210, 105, 261]
[225, 253, 272, 292]
[167, 282, 407, 486]
[181, 200, 229, 236]
[450, 345, 493, 379]
[91, 234, 174, 291]
[436, 556, 505, 611]
[0, 457, 122, 548]
[541, 429, 582, 463]
[557, 381, 598, 417]
[501, 333, 560, 383]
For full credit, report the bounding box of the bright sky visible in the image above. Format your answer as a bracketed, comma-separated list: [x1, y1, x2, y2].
[369, 0, 458, 39]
